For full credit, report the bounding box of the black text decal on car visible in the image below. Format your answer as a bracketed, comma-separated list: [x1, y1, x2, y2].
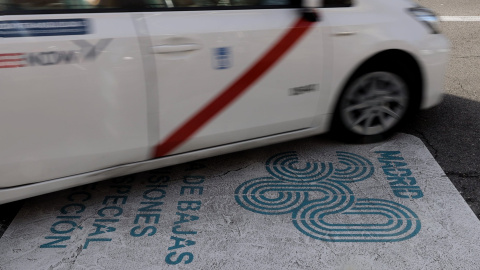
[0, 39, 112, 68]
[289, 84, 318, 96]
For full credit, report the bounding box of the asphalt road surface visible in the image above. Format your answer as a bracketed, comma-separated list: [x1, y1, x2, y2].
[1, 0, 480, 237]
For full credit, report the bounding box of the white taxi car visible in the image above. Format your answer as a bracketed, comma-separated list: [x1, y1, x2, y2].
[0, 0, 449, 203]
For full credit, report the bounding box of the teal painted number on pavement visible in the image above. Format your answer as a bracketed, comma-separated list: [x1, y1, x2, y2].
[234, 152, 421, 242]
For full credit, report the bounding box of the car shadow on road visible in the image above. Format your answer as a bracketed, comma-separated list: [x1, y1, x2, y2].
[0, 200, 24, 238]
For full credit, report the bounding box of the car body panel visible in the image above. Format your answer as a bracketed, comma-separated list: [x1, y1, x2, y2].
[0, 13, 150, 188]
[0, 0, 450, 203]
[142, 9, 326, 155]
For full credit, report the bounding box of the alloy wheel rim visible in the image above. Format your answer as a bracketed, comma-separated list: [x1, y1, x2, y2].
[340, 71, 409, 136]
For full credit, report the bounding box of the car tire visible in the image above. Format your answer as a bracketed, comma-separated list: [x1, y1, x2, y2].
[331, 65, 417, 143]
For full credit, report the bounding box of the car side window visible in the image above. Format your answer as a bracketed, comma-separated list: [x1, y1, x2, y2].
[324, 0, 352, 8]
[0, 0, 353, 11]
[1, 0, 291, 11]
[1, 0, 137, 11]
[145, 0, 289, 8]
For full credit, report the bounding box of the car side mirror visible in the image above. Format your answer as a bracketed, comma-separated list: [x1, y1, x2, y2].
[301, 0, 322, 22]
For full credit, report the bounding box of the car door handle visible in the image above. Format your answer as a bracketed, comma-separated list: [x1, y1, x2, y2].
[333, 31, 356, 36]
[152, 44, 202, 54]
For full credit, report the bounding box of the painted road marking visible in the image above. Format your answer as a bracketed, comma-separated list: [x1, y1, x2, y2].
[440, 16, 480, 21]
[153, 18, 315, 158]
[1, 134, 480, 269]
[235, 151, 421, 242]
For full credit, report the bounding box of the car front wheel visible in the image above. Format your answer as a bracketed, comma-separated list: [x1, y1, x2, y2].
[332, 70, 413, 143]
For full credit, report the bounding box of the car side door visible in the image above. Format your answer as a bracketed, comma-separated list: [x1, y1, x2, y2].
[0, 1, 150, 187]
[140, 0, 328, 157]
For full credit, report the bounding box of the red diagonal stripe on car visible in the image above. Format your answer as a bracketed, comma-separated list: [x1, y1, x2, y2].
[0, 53, 24, 57]
[0, 58, 24, 63]
[0, 65, 25, 68]
[154, 17, 315, 158]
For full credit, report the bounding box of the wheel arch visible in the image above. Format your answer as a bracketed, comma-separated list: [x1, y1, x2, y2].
[328, 49, 424, 130]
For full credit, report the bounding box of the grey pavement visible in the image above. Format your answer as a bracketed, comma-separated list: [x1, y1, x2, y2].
[1, 134, 480, 269]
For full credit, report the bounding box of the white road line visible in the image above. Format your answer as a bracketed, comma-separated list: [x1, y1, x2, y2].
[441, 16, 480, 22]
